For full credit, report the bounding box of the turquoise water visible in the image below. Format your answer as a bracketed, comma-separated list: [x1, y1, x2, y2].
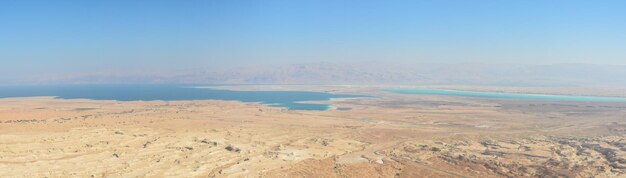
[0, 85, 362, 110]
[386, 88, 626, 102]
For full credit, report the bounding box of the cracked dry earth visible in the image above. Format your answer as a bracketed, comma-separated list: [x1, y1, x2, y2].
[0, 96, 625, 177]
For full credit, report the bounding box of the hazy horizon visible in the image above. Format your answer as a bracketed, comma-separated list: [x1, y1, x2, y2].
[2, 62, 625, 88]
[2, 0, 626, 85]
[3, 2, 626, 177]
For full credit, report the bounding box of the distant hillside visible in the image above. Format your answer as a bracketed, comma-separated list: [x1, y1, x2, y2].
[17, 63, 626, 87]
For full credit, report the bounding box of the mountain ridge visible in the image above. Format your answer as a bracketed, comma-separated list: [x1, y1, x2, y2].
[12, 63, 626, 87]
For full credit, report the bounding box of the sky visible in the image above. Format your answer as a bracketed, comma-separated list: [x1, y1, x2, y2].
[1, 0, 625, 82]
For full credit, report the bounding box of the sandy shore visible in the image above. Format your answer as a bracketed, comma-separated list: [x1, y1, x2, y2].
[1, 86, 625, 177]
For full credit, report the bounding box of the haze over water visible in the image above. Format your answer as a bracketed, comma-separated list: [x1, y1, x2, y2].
[387, 88, 626, 102]
[0, 85, 361, 110]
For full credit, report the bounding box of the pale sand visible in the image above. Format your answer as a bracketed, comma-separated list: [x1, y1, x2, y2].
[0, 88, 625, 177]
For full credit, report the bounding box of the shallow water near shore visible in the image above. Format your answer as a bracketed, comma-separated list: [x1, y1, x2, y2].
[386, 88, 626, 102]
[0, 85, 360, 110]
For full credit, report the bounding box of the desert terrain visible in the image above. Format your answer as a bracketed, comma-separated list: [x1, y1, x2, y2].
[1, 85, 625, 177]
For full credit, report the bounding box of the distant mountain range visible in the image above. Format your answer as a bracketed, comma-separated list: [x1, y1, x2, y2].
[13, 63, 626, 87]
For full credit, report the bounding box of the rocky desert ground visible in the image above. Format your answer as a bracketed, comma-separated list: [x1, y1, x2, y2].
[1, 86, 625, 178]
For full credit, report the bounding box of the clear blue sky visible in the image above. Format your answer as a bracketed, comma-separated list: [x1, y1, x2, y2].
[1, 0, 625, 79]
